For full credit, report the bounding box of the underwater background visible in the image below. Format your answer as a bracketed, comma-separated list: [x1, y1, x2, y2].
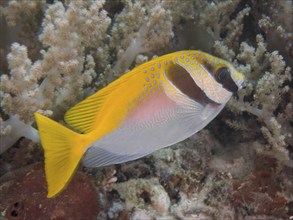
[0, 0, 292, 219]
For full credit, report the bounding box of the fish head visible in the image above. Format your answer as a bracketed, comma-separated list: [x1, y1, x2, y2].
[202, 54, 245, 92]
[173, 51, 244, 105]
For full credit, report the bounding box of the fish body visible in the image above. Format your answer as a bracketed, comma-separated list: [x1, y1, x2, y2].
[35, 50, 244, 197]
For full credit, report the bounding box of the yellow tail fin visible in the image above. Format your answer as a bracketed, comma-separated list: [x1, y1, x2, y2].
[34, 113, 88, 198]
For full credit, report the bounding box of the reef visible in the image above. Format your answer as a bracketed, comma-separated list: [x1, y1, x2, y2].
[0, 163, 100, 219]
[0, 0, 292, 219]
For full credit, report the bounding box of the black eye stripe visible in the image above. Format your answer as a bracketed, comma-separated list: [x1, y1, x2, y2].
[199, 60, 238, 93]
[215, 67, 238, 93]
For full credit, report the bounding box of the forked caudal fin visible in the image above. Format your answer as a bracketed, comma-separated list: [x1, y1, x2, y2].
[34, 113, 89, 198]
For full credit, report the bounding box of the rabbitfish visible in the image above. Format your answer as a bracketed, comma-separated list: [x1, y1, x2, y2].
[35, 50, 244, 197]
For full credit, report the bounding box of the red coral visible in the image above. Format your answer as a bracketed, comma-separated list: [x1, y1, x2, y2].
[0, 163, 100, 220]
[231, 154, 289, 218]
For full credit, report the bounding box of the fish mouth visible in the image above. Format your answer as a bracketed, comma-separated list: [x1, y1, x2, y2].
[231, 71, 244, 91]
[236, 78, 244, 91]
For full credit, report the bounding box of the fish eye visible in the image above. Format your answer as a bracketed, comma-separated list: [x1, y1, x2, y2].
[216, 67, 230, 82]
[215, 66, 238, 93]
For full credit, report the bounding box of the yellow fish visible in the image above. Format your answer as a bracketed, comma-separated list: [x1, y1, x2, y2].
[35, 50, 244, 198]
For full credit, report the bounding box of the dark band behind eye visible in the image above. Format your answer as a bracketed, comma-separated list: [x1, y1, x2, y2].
[166, 63, 220, 106]
[215, 67, 238, 93]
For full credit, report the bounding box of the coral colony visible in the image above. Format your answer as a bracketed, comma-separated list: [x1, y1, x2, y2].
[0, 0, 292, 219]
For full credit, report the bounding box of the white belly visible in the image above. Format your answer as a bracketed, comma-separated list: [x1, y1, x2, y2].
[83, 92, 225, 167]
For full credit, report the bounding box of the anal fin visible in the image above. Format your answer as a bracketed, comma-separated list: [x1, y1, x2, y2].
[83, 146, 151, 167]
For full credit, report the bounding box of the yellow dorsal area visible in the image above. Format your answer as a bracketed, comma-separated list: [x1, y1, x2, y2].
[65, 51, 193, 140]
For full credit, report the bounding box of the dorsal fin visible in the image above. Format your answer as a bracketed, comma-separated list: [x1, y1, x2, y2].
[64, 71, 137, 134]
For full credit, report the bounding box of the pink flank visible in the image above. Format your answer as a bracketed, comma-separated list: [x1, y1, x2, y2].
[126, 91, 176, 124]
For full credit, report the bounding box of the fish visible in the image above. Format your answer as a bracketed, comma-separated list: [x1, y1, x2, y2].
[34, 50, 244, 198]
